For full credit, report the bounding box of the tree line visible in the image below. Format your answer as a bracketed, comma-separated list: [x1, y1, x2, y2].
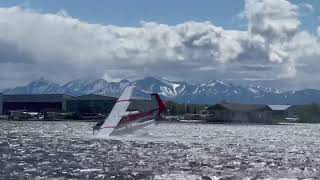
[165, 101, 208, 115]
[295, 103, 320, 123]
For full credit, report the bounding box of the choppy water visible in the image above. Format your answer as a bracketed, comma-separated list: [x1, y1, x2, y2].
[1, 121, 320, 179]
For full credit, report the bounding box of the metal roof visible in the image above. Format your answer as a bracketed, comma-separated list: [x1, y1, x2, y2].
[2, 94, 72, 103]
[268, 105, 292, 111]
[207, 103, 272, 111]
[67, 94, 117, 101]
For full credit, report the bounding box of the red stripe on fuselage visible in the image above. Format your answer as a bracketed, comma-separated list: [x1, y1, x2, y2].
[119, 110, 157, 125]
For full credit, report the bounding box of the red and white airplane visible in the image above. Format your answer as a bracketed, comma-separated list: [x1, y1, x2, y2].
[96, 85, 166, 137]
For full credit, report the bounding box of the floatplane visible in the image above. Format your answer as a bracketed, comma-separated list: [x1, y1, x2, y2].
[95, 85, 166, 137]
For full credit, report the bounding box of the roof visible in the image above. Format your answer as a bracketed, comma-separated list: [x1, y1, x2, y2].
[2, 94, 72, 103]
[67, 94, 117, 101]
[207, 103, 272, 111]
[268, 105, 292, 111]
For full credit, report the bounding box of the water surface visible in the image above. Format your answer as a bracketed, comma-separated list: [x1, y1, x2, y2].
[1, 121, 320, 179]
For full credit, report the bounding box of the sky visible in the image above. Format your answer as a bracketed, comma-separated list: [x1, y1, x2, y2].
[0, 0, 319, 90]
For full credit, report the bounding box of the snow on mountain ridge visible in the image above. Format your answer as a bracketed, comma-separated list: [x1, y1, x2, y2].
[3, 77, 318, 105]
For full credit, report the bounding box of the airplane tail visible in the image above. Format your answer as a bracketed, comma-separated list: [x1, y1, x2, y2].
[96, 86, 166, 137]
[151, 94, 166, 118]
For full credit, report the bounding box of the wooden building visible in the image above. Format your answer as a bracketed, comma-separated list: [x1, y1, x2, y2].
[205, 103, 273, 124]
[268, 105, 292, 120]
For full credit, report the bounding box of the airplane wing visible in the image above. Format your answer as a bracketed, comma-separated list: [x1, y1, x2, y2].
[97, 85, 135, 136]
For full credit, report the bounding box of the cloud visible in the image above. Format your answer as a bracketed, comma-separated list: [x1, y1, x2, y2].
[298, 3, 314, 16]
[0, 1, 319, 90]
[302, 3, 314, 12]
[297, 3, 315, 18]
[243, 0, 320, 81]
[245, 0, 300, 40]
[244, 0, 301, 70]
[0, 40, 35, 63]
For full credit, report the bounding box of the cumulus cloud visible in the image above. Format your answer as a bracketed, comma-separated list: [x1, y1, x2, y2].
[0, 7, 245, 86]
[298, 3, 314, 16]
[302, 3, 314, 11]
[245, 0, 300, 40]
[0, 0, 319, 90]
[243, 0, 320, 81]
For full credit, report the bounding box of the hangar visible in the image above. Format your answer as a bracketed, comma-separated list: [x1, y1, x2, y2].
[0, 94, 72, 115]
[0, 93, 159, 117]
[65, 94, 117, 114]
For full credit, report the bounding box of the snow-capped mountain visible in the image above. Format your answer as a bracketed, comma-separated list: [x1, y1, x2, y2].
[3, 77, 320, 105]
[135, 77, 187, 97]
[247, 85, 282, 95]
[2, 78, 64, 94]
[61, 79, 131, 97]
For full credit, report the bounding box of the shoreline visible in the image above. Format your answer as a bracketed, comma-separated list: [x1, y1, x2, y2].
[0, 119, 299, 125]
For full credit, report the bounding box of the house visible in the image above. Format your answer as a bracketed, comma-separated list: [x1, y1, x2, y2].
[205, 103, 273, 124]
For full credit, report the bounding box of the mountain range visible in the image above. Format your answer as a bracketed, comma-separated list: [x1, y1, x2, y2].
[2, 77, 320, 105]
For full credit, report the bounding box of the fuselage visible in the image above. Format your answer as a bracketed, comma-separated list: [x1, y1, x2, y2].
[116, 109, 159, 129]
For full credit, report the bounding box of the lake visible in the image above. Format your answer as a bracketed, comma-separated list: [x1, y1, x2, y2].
[1, 121, 320, 179]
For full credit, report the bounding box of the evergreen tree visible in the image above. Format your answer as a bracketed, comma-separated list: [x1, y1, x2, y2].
[171, 104, 176, 115]
[186, 105, 190, 113]
[193, 107, 197, 114]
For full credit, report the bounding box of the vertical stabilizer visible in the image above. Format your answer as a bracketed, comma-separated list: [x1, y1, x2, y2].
[151, 94, 166, 117]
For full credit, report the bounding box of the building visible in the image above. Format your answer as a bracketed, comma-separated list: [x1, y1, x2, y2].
[128, 98, 159, 113]
[268, 105, 292, 119]
[65, 94, 117, 114]
[205, 103, 273, 124]
[65, 94, 159, 114]
[1, 94, 72, 115]
[0, 93, 159, 117]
